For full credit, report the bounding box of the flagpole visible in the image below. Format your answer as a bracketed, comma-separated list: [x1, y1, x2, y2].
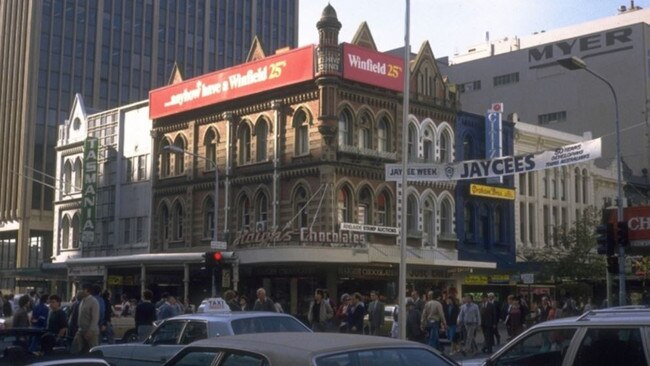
[398, 0, 410, 340]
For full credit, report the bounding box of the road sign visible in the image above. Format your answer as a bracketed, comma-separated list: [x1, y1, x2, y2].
[211, 240, 227, 250]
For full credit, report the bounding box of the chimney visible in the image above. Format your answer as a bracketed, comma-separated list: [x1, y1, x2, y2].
[486, 31, 489, 42]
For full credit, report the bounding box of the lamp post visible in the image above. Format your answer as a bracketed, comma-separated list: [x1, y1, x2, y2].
[163, 145, 220, 296]
[557, 56, 626, 306]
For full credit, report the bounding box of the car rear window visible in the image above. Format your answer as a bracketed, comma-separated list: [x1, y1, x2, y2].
[316, 347, 451, 366]
[230, 316, 308, 334]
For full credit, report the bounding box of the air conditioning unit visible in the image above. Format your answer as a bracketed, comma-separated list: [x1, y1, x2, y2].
[256, 221, 267, 232]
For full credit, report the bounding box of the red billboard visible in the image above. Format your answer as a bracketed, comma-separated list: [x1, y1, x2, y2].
[149, 45, 315, 119]
[608, 206, 650, 254]
[342, 43, 404, 92]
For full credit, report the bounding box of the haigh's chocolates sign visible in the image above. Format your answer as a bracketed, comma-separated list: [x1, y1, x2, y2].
[149, 45, 315, 119]
[232, 227, 366, 248]
[342, 43, 404, 92]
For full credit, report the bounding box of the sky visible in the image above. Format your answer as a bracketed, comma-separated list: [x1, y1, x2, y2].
[298, 0, 650, 58]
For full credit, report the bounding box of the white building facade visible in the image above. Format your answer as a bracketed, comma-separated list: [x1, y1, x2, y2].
[53, 95, 152, 290]
[440, 6, 650, 178]
[513, 120, 618, 260]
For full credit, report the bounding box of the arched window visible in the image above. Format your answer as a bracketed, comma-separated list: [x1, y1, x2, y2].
[256, 120, 268, 162]
[377, 117, 390, 152]
[173, 202, 184, 240]
[337, 186, 352, 225]
[294, 109, 309, 156]
[204, 129, 217, 171]
[173, 136, 185, 175]
[423, 127, 434, 162]
[423, 196, 435, 244]
[61, 216, 70, 250]
[71, 214, 80, 248]
[357, 187, 372, 224]
[160, 139, 172, 178]
[239, 196, 251, 230]
[294, 186, 309, 229]
[408, 124, 418, 161]
[63, 161, 72, 194]
[338, 110, 352, 146]
[161, 204, 170, 241]
[440, 129, 451, 162]
[495, 206, 503, 243]
[357, 112, 372, 150]
[238, 123, 251, 165]
[440, 197, 453, 236]
[407, 194, 418, 233]
[377, 190, 390, 226]
[203, 196, 215, 239]
[73, 158, 82, 192]
[464, 203, 474, 240]
[255, 193, 268, 225]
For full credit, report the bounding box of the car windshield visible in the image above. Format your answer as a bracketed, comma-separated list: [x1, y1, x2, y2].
[316, 347, 451, 366]
[230, 316, 308, 334]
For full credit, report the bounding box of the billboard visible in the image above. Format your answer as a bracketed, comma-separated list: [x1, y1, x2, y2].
[149, 45, 315, 119]
[342, 43, 404, 92]
[608, 206, 650, 254]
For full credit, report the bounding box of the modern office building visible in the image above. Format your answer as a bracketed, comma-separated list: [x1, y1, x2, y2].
[0, 0, 298, 292]
[439, 5, 650, 185]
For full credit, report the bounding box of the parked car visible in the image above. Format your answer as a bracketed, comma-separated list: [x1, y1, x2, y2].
[461, 306, 650, 366]
[91, 311, 311, 366]
[163, 332, 458, 366]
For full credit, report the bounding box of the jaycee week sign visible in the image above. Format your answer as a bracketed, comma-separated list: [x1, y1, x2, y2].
[386, 137, 601, 182]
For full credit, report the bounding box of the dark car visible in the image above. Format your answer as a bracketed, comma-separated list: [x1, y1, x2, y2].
[164, 332, 459, 366]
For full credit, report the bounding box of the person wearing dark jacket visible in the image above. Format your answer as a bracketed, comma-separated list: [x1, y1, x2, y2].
[252, 288, 277, 312]
[444, 295, 461, 354]
[135, 290, 156, 341]
[405, 299, 425, 342]
[224, 290, 241, 311]
[346, 292, 365, 334]
[480, 293, 497, 353]
[487, 293, 501, 345]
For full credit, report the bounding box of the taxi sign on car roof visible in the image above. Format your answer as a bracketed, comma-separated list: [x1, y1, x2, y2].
[197, 297, 231, 313]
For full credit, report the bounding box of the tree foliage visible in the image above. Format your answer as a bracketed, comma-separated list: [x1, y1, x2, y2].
[520, 206, 606, 282]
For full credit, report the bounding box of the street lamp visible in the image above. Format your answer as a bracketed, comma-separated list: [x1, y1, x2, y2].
[557, 56, 626, 306]
[163, 145, 220, 296]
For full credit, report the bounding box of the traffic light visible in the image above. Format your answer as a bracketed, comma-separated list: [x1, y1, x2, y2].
[596, 223, 615, 255]
[606, 256, 619, 274]
[616, 220, 629, 247]
[203, 251, 223, 268]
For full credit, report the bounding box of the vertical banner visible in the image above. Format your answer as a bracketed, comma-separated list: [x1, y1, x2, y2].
[81, 137, 99, 245]
[486, 103, 503, 184]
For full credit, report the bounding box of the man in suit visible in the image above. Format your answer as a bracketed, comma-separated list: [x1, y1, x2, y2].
[367, 291, 385, 336]
[487, 292, 501, 345]
[480, 293, 497, 353]
[411, 290, 425, 312]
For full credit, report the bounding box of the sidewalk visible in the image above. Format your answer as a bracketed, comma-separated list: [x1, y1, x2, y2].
[442, 322, 510, 362]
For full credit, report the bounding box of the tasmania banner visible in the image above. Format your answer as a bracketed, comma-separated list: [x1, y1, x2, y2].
[385, 137, 601, 182]
[149, 45, 315, 119]
[342, 43, 404, 92]
[81, 137, 99, 245]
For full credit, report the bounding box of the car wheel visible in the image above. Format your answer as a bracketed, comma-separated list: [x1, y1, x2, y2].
[122, 329, 139, 343]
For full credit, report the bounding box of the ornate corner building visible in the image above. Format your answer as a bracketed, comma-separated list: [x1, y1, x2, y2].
[143, 5, 497, 312]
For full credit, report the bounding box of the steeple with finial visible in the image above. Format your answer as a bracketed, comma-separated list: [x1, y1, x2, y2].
[316, 3, 342, 76]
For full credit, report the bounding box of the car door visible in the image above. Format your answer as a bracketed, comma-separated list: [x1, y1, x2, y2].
[179, 321, 209, 345]
[569, 327, 648, 366]
[486, 327, 578, 366]
[130, 320, 188, 366]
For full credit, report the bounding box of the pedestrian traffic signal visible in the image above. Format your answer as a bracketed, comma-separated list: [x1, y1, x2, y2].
[616, 220, 629, 247]
[203, 251, 223, 268]
[595, 223, 615, 255]
[606, 256, 619, 274]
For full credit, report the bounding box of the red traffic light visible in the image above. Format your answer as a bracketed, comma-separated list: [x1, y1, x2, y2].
[213, 251, 223, 262]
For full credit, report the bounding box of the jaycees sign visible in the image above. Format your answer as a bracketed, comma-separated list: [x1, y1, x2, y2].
[149, 46, 314, 119]
[80, 138, 99, 244]
[386, 138, 601, 182]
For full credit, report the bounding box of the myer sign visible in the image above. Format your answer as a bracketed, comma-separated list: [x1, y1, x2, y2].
[80, 138, 99, 245]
